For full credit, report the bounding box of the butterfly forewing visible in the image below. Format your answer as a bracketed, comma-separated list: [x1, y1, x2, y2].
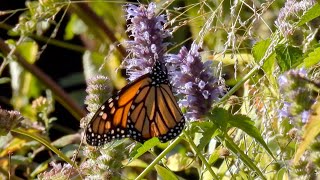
[86, 61, 185, 146]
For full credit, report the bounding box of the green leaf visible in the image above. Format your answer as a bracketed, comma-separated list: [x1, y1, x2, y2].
[0, 77, 10, 84]
[223, 135, 266, 180]
[124, 158, 148, 168]
[210, 108, 230, 132]
[16, 40, 38, 64]
[208, 147, 221, 165]
[11, 155, 31, 164]
[166, 153, 195, 171]
[297, 3, 320, 26]
[276, 168, 288, 180]
[229, 113, 275, 160]
[294, 98, 320, 164]
[190, 121, 217, 150]
[252, 39, 276, 83]
[64, 14, 87, 40]
[252, 39, 271, 63]
[211, 108, 275, 160]
[155, 165, 178, 180]
[298, 47, 320, 68]
[30, 162, 48, 178]
[275, 44, 303, 72]
[11, 129, 74, 166]
[130, 137, 159, 160]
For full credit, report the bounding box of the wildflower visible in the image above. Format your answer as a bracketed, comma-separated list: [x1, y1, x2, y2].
[84, 75, 113, 113]
[278, 68, 315, 126]
[167, 44, 225, 120]
[37, 162, 78, 179]
[275, 0, 318, 45]
[0, 109, 23, 136]
[124, 3, 171, 80]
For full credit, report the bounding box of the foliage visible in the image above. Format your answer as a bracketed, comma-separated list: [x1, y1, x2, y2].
[0, 0, 320, 179]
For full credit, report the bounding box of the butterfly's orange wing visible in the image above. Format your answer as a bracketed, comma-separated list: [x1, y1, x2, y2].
[86, 62, 185, 146]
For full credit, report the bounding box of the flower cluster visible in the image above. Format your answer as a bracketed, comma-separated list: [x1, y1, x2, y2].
[122, 3, 224, 120]
[84, 75, 113, 113]
[166, 44, 225, 120]
[275, 0, 318, 45]
[124, 3, 171, 81]
[37, 162, 78, 179]
[278, 69, 316, 126]
[0, 109, 23, 136]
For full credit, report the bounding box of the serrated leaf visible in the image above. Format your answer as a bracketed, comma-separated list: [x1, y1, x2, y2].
[252, 39, 271, 63]
[191, 121, 216, 150]
[155, 165, 178, 180]
[297, 3, 320, 26]
[294, 98, 320, 164]
[166, 153, 194, 171]
[223, 135, 266, 179]
[229, 114, 275, 160]
[210, 108, 230, 132]
[298, 47, 320, 68]
[275, 45, 303, 72]
[131, 137, 159, 160]
[252, 39, 276, 82]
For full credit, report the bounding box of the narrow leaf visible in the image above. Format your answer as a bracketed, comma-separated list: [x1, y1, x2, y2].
[294, 98, 320, 164]
[155, 165, 178, 180]
[0, 77, 10, 84]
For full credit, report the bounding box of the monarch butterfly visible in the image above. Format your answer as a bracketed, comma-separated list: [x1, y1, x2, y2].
[86, 61, 185, 146]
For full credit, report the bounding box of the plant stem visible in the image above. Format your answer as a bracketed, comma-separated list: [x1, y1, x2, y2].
[184, 132, 219, 180]
[0, 39, 86, 120]
[11, 128, 74, 165]
[70, 2, 127, 57]
[135, 135, 183, 180]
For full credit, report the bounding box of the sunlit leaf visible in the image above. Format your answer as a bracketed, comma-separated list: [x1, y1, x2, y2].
[298, 46, 320, 68]
[155, 164, 178, 180]
[294, 98, 320, 164]
[16, 40, 38, 64]
[297, 3, 320, 26]
[123, 158, 148, 168]
[166, 153, 194, 171]
[252, 39, 276, 82]
[275, 45, 303, 72]
[130, 137, 159, 160]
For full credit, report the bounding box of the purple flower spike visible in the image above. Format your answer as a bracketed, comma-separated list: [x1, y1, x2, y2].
[124, 3, 171, 81]
[167, 44, 225, 120]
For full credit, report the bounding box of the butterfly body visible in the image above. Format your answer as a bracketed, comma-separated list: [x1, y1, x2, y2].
[86, 61, 185, 146]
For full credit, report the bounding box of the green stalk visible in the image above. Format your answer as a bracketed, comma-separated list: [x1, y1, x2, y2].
[135, 135, 183, 180]
[221, 135, 266, 180]
[11, 128, 74, 166]
[184, 132, 219, 180]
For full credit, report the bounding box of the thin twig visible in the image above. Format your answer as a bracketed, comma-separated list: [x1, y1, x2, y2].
[0, 38, 86, 120]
